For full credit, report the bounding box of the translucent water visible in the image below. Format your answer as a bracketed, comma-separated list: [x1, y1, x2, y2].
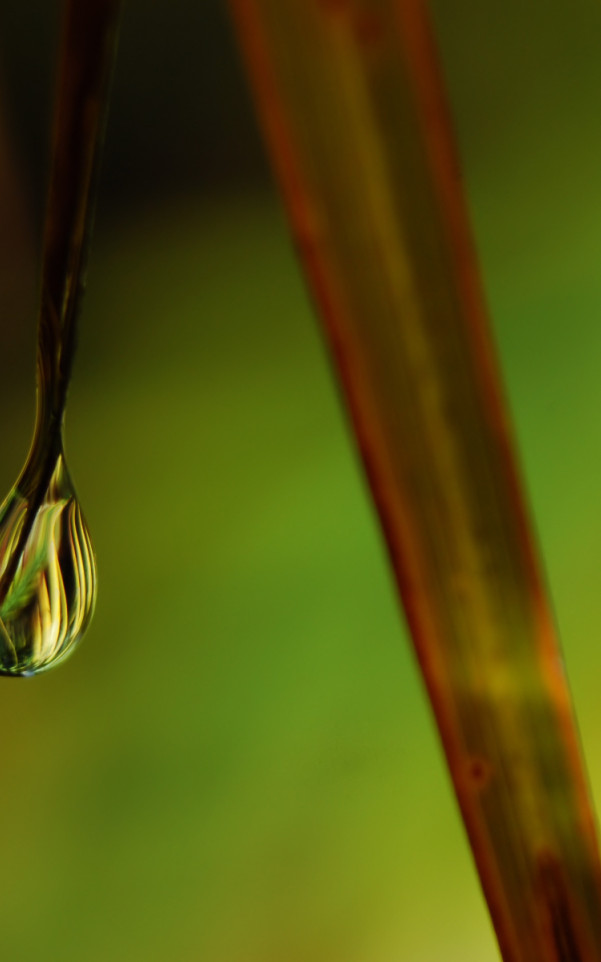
[0, 453, 96, 676]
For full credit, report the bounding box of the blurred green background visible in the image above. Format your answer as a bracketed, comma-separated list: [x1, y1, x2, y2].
[0, 2, 600, 960]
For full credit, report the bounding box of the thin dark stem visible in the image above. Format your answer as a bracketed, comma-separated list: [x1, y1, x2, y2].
[37, 0, 121, 450]
[0, 0, 121, 605]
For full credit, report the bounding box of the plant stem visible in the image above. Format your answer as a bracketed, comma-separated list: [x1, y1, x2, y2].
[35, 0, 121, 460]
[228, 2, 601, 959]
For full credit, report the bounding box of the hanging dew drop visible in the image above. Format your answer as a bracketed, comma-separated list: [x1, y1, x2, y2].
[0, 454, 96, 676]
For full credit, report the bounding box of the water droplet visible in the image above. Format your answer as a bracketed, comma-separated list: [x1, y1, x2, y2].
[0, 453, 96, 676]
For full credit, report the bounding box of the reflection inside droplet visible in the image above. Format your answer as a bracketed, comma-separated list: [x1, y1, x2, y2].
[0, 453, 96, 676]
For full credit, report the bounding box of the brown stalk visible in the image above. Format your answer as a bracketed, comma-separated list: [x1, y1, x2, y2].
[227, 2, 601, 959]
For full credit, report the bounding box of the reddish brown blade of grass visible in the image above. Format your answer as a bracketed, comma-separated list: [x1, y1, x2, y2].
[228, 1, 601, 960]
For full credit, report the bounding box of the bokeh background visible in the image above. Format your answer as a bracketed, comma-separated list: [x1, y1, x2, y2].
[0, 2, 600, 960]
